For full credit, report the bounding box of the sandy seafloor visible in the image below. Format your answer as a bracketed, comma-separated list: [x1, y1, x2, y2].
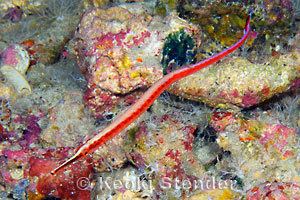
[0, 0, 299, 199]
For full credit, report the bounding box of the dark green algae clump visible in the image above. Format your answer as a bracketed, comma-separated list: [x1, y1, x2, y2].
[161, 29, 197, 75]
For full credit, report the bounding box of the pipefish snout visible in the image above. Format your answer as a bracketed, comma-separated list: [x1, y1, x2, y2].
[51, 15, 252, 175]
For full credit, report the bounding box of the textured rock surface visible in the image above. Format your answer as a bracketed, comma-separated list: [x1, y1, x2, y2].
[0, 44, 31, 95]
[29, 148, 93, 199]
[124, 114, 209, 198]
[0, 1, 298, 199]
[0, 83, 13, 99]
[75, 3, 201, 117]
[40, 93, 95, 147]
[210, 111, 299, 191]
[246, 182, 300, 199]
[92, 167, 154, 199]
[169, 51, 300, 108]
[92, 132, 128, 172]
[0, 44, 29, 74]
[0, 0, 84, 64]
[126, 115, 203, 171]
[189, 188, 240, 200]
[177, 0, 295, 57]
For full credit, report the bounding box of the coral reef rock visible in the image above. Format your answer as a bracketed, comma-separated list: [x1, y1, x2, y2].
[177, 0, 295, 55]
[0, 0, 84, 64]
[92, 167, 153, 199]
[210, 111, 299, 191]
[124, 114, 209, 198]
[92, 128, 128, 172]
[169, 51, 300, 108]
[40, 93, 95, 148]
[246, 182, 300, 199]
[189, 188, 240, 200]
[0, 44, 29, 74]
[75, 2, 201, 117]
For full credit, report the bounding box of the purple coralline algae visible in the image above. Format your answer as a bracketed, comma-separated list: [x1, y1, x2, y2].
[3, 6, 23, 23]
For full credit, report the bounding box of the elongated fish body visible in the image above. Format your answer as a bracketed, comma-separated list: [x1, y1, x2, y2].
[51, 15, 251, 175]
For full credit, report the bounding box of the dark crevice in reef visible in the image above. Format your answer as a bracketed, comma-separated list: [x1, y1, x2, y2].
[241, 89, 299, 113]
[160, 91, 208, 110]
[42, 196, 61, 200]
[195, 125, 218, 143]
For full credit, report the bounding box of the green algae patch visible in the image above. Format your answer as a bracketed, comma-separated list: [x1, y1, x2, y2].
[123, 126, 140, 152]
[161, 29, 196, 75]
[155, 0, 178, 16]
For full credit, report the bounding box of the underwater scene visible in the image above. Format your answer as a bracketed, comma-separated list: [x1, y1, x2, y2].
[0, 0, 299, 199]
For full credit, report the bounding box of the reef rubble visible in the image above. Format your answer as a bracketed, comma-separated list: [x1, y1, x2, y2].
[0, 1, 299, 200]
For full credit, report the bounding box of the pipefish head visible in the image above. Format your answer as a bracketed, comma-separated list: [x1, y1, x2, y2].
[50, 136, 98, 175]
[50, 151, 84, 175]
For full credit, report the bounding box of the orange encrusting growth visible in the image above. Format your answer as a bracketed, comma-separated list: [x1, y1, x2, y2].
[51, 15, 251, 175]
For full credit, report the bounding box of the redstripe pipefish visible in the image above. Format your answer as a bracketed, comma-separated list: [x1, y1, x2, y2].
[51, 14, 251, 175]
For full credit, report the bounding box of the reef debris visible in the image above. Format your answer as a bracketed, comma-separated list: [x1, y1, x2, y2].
[0, 65, 31, 95]
[124, 114, 213, 198]
[0, 44, 31, 95]
[246, 182, 300, 199]
[0, 44, 29, 75]
[210, 111, 299, 190]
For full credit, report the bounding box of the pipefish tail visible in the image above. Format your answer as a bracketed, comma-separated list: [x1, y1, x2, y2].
[51, 15, 251, 175]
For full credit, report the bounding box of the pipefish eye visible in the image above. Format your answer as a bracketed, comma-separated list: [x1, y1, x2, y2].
[104, 112, 114, 121]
